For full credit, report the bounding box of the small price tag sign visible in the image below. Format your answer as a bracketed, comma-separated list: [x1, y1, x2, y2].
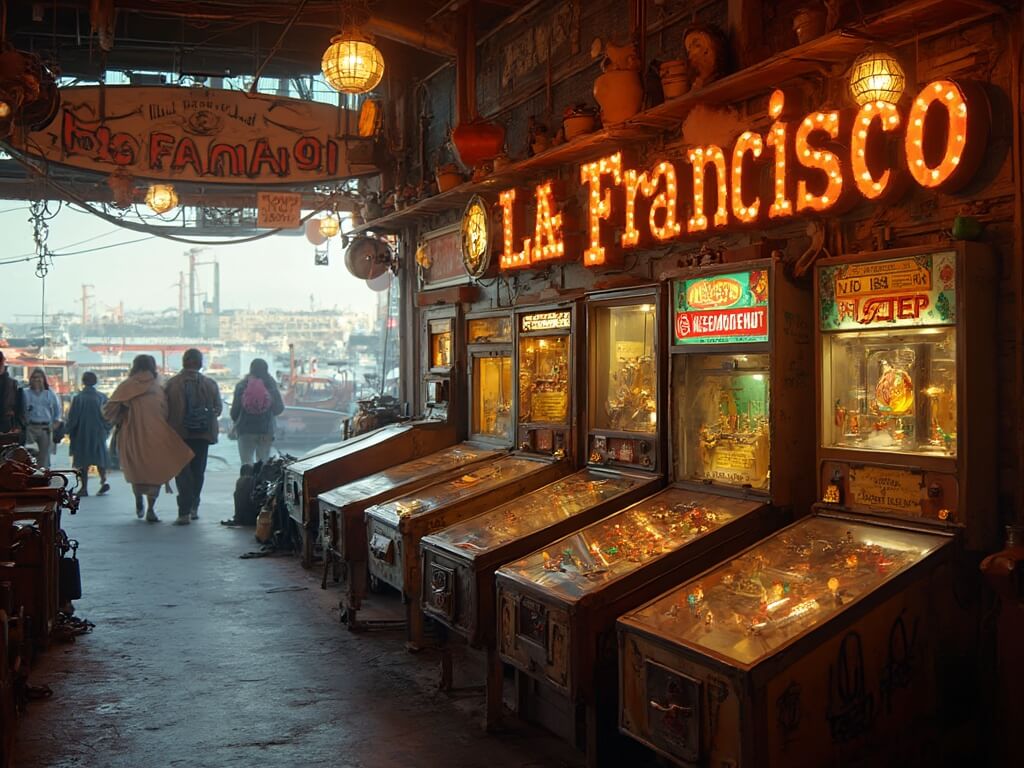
[257, 192, 302, 229]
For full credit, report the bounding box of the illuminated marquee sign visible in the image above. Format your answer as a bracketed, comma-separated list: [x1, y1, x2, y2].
[674, 270, 770, 345]
[500, 80, 986, 271]
[12, 86, 377, 184]
[520, 310, 572, 333]
[818, 252, 956, 331]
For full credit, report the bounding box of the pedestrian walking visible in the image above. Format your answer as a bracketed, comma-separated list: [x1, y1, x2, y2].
[103, 355, 193, 522]
[66, 371, 112, 496]
[0, 351, 24, 442]
[164, 348, 222, 525]
[22, 368, 63, 469]
[230, 359, 285, 465]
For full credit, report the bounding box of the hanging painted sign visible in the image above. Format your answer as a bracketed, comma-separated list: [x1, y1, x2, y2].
[419, 225, 469, 287]
[256, 191, 302, 229]
[673, 270, 770, 344]
[9, 86, 378, 184]
[818, 252, 956, 331]
[498, 79, 987, 272]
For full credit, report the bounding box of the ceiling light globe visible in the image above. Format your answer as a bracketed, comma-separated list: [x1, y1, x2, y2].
[145, 183, 179, 214]
[321, 35, 385, 95]
[849, 47, 906, 106]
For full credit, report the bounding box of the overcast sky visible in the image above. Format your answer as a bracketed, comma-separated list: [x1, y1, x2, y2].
[0, 203, 379, 326]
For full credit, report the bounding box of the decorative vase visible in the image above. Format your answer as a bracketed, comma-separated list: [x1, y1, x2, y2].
[594, 69, 643, 124]
[793, 6, 827, 44]
[451, 120, 506, 168]
[659, 59, 691, 99]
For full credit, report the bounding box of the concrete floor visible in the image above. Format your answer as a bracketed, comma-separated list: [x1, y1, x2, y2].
[14, 455, 586, 768]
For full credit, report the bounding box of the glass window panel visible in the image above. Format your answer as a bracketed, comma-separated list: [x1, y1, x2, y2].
[473, 354, 513, 440]
[468, 316, 512, 343]
[591, 303, 658, 433]
[628, 517, 944, 665]
[822, 327, 957, 456]
[518, 335, 570, 425]
[674, 354, 771, 490]
[430, 325, 452, 368]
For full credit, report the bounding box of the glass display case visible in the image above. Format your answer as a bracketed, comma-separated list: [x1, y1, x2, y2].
[421, 468, 659, 647]
[364, 453, 569, 648]
[822, 328, 957, 455]
[618, 514, 960, 768]
[501, 489, 744, 601]
[472, 355, 513, 441]
[519, 335, 570, 425]
[674, 353, 771, 490]
[429, 318, 453, 369]
[627, 516, 941, 666]
[430, 471, 644, 557]
[590, 304, 657, 433]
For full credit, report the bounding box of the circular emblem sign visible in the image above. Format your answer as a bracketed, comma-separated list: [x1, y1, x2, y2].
[461, 195, 492, 278]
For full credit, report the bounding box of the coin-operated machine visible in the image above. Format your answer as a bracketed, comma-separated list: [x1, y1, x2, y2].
[284, 305, 463, 569]
[363, 301, 585, 649]
[618, 244, 997, 767]
[494, 260, 815, 764]
[420, 287, 665, 728]
[317, 311, 515, 630]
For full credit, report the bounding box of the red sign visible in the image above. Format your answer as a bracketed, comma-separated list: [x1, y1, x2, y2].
[675, 306, 768, 341]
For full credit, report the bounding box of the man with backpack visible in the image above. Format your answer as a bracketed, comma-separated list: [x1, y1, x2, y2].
[164, 348, 223, 526]
[230, 358, 284, 466]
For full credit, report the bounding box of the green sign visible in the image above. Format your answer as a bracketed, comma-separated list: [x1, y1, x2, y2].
[673, 270, 770, 345]
[818, 252, 956, 331]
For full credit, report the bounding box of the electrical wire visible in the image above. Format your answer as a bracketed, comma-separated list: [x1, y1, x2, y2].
[0, 235, 157, 266]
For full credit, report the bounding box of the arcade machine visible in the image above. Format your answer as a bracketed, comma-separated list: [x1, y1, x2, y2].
[363, 300, 583, 648]
[617, 244, 996, 767]
[317, 310, 515, 630]
[419, 287, 665, 727]
[285, 304, 461, 568]
[494, 260, 814, 764]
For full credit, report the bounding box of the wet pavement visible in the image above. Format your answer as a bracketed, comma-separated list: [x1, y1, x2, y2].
[14, 445, 583, 768]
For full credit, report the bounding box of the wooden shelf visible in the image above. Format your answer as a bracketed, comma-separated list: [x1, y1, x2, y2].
[351, 0, 1002, 236]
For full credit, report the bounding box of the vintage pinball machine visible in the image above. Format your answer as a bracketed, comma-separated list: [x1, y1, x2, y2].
[363, 300, 583, 648]
[317, 310, 515, 630]
[420, 287, 666, 727]
[284, 304, 462, 569]
[493, 260, 814, 764]
[617, 244, 996, 767]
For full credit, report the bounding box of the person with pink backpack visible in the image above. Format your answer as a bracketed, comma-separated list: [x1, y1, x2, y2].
[229, 358, 285, 465]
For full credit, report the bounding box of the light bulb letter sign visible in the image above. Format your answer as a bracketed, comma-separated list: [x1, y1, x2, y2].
[852, 101, 901, 199]
[687, 145, 728, 233]
[905, 80, 972, 190]
[532, 181, 566, 264]
[581, 153, 622, 265]
[796, 110, 843, 212]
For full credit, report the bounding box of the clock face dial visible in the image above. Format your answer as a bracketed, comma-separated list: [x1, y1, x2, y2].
[461, 197, 491, 277]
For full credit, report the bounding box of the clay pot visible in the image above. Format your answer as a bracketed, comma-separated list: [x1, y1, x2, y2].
[435, 165, 464, 193]
[793, 6, 827, 44]
[563, 114, 597, 140]
[593, 69, 643, 124]
[451, 120, 506, 168]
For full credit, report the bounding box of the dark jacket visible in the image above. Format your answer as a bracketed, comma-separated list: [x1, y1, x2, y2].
[230, 375, 284, 436]
[0, 371, 24, 434]
[67, 385, 111, 469]
[164, 369, 223, 444]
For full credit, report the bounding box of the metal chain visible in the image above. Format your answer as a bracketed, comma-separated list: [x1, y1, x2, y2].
[29, 199, 54, 278]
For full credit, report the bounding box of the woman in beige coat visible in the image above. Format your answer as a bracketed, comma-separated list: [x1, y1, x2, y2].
[103, 355, 193, 522]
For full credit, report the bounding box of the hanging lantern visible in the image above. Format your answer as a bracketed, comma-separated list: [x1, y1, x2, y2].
[849, 47, 906, 106]
[318, 214, 340, 238]
[145, 183, 179, 214]
[321, 32, 385, 94]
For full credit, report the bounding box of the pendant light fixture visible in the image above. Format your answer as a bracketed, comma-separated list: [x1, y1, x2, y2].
[319, 214, 341, 238]
[849, 46, 906, 106]
[145, 183, 179, 214]
[321, 1, 385, 95]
